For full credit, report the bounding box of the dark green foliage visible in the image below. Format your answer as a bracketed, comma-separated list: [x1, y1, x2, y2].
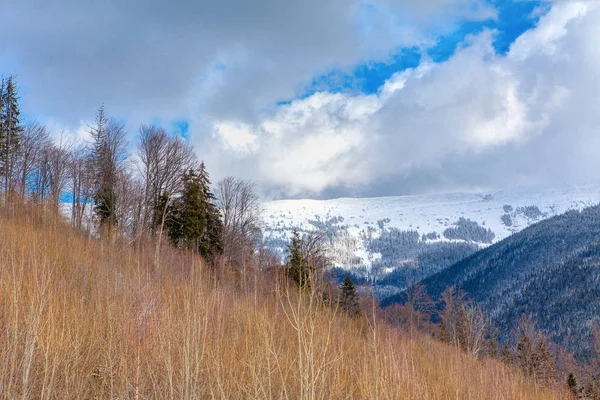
[442, 217, 495, 243]
[0, 76, 23, 194]
[340, 276, 361, 317]
[285, 231, 314, 289]
[418, 205, 600, 359]
[199, 163, 224, 257]
[517, 205, 544, 220]
[501, 213, 513, 227]
[567, 372, 578, 395]
[367, 226, 479, 292]
[89, 106, 120, 230]
[164, 165, 223, 260]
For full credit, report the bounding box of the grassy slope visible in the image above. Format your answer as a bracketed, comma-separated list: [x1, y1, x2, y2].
[0, 206, 566, 399]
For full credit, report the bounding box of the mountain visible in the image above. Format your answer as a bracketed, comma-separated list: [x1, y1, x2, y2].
[397, 204, 600, 358]
[261, 183, 600, 295]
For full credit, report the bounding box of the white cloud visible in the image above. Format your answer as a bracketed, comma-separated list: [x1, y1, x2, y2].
[201, 1, 600, 197]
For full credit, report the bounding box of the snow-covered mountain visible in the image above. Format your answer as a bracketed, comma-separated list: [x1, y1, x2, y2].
[261, 183, 600, 293]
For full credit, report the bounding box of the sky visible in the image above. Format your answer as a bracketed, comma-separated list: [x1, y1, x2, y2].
[1, 0, 599, 199]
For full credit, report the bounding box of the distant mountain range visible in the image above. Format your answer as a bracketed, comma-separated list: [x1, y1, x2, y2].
[261, 183, 600, 296]
[382, 204, 600, 359]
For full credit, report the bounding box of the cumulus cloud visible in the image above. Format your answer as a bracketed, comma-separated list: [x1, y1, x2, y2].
[3, 0, 599, 198]
[0, 0, 492, 126]
[202, 1, 600, 197]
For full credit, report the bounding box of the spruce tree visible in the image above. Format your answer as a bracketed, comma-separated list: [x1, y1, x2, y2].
[0, 77, 5, 185]
[90, 106, 117, 230]
[567, 372, 578, 396]
[0, 76, 23, 197]
[340, 275, 361, 317]
[165, 166, 223, 260]
[285, 231, 312, 288]
[171, 168, 206, 251]
[198, 162, 223, 258]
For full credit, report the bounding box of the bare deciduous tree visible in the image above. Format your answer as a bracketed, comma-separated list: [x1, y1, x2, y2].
[440, 287, 489, 357]
[137, 124, 195, 233]
[47, 133, 73, 211]
[70, 146, 95, 230]
[216, 176, 262, 269]
[14, 122, 51, 199]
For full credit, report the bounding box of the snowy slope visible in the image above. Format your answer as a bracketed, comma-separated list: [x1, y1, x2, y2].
[261, 183, 600, 274]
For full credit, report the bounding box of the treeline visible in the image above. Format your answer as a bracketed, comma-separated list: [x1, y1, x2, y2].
[0, 75, 266, 268]
[382, 284, 600, 395]
[0, 74, 357, 301]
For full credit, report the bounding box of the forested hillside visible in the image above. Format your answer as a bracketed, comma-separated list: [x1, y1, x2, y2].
[262, 185, 600, 297]
[411, 205, 600, 358]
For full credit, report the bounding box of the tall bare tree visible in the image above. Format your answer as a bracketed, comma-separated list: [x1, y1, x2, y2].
[137, 124, 195, 234]
[15, 121, 51, 199]
[215, 177, 262, 268]
[47, 133, 73, 211]
[70, 146, 94, 230]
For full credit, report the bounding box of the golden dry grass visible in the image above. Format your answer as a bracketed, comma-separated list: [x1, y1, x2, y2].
[0, 206, 568, 399]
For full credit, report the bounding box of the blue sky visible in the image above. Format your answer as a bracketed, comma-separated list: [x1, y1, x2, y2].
[2, 0, 599, 198]
[296, 0, 547, 98]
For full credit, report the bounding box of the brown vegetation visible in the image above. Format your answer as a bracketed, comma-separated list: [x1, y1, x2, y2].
[0, 206, 568, 399]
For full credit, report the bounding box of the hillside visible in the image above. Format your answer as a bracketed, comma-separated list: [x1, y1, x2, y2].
[402, 205, 600, 358]
[262, 183, 600, 295]
[0, 206, 565, 399]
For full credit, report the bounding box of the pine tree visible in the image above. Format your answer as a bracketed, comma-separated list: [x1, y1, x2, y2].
[567, 372, 578, 396]
[0, 76, 23, 198]
[90, 105, 118, 230]
[198, 162, 223, 258]
[285, 231, 313, 289]
[340, 275, 361, 318]
[169, 168, 206, 250]
[165, 166, 223, 260]
[0, 77, 5, 188]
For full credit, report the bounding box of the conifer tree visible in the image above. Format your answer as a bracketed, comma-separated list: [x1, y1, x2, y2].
[0, 76, 23, 198]
[285, 231, 313, 289]
[168, 168, 206, 250]
[567, 372, 578, 396]
[198, 162, 223, 257]
[340, 275, 361, 317]
[165, 166, 223, 260]
[89, 105, 126, 231]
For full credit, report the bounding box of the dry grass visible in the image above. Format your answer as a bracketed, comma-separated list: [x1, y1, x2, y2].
[0, 206, 568, 399]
